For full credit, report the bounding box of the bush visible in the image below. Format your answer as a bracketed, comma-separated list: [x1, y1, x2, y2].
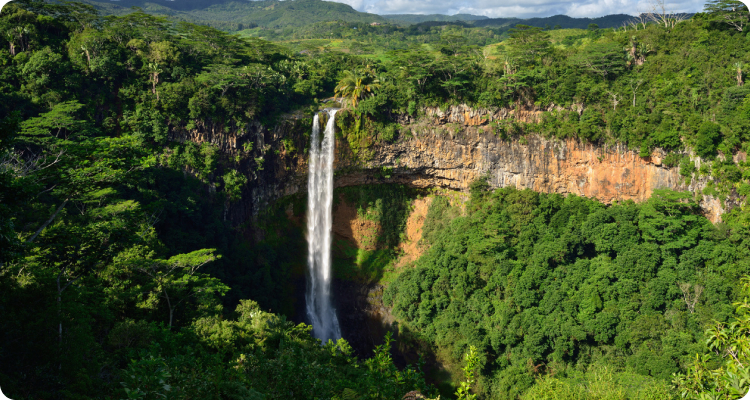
[522, 366, 675, 400]
[694, 121, 722, 159]
[679, 156, 697, 177]
[722, 86, 750, 111]
[663, 153, 681, 168]
[579, 109, 605, 142]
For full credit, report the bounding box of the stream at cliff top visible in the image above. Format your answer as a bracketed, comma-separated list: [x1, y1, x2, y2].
[305, 110, 342, 343]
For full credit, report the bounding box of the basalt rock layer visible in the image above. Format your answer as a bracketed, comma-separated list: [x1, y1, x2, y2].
[172, 104, 737, 224]
[343, 133, 727, 220]
[335, 104, 733, 222]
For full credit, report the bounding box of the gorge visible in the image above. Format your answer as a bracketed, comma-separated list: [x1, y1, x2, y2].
[5, 4, 750, 397]
[170, 103, 746, 371]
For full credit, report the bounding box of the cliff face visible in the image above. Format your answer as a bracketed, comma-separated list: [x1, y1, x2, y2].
[172, 104, 736, 224]
[168, 113, 312, 225]
[336, 104, 732, 222]
[346, 133, 725, 220]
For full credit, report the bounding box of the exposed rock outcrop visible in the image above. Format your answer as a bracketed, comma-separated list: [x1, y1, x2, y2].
[171, 104, 736, 224]
[168, 113, 312, 226]
[335, 105, 729, 222]
[345, 133, 721, 219]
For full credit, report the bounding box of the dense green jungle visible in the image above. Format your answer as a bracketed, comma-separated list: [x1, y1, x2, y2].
[2, 0, 750, 398]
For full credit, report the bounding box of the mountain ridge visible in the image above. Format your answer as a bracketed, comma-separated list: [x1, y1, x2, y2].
[381, 13, 489, 24]
[78, 0, 386, 29]
[75, 0, 645, 31]
[472, 13, 636, 29]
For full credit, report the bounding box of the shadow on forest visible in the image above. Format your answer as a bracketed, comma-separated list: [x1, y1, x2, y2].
[284, 183, 454, 394]
[330, 184, 419, 283]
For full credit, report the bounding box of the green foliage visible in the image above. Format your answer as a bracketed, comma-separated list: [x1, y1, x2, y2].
[473, 15, 633, 30]
[663, 153, 681, 168]
[506, 25, 552, 66]
[385, 187, 749, 398]
[579, 108, 605, 142]
[126, 249, 229, 327]
[695, 121, 722, 159]
[113, 304, 433, 400]
[222, 169, 247, 202]
[0, 3, 434, 398]
[70, 5, 738, 161]
[164, 142, 220, 180]
[704, 0, 749, 32]
[92, 0, 387, 32]
[674, 276, 750, 399]
[3, 2, 750, 399]
[469, 175, 490, 204]
[522, 366, 674, 400]
[271, 12, 749, 156]
[20, 100, 89, 139]
[571, 41, 627, 79]
[455, 345, 480, 400]
[335, 67, 381, 108]
[680, 156, 697, 178]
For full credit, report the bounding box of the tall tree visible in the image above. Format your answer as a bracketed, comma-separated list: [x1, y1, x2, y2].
[705, 0, 749, 32]
[505, 25, 551, 66]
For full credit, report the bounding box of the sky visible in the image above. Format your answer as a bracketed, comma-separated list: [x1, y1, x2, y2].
[328, 0, 719, 18]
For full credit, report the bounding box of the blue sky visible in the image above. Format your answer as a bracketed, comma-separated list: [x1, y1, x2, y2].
[330, 0, 716, 18]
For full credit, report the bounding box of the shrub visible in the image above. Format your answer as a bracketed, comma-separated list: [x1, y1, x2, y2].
[694, 121, 722, 159]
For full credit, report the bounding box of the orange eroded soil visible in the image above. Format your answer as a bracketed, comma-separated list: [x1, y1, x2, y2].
[396, 197, 432, 268]
[332, 197, 381, 251]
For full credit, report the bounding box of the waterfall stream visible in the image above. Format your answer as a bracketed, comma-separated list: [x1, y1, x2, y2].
[305, 110, 341, 344]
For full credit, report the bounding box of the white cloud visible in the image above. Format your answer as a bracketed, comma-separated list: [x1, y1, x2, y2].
[332, 0, 709, 18]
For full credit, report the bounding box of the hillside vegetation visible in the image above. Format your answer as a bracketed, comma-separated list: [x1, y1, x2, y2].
[473, 14, 640, 29]
[387, 185, 745, 398]
[2, 0, 750, 399]
[80, 0, 636, 33]
[382, 13, 490, 24]
[80, 0, 386, 31]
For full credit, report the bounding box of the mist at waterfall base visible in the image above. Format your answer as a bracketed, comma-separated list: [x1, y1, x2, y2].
[305, 110, 342, 344]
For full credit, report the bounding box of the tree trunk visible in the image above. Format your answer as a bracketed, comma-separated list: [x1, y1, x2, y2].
[9, 43, 15, 56]
[57, 272, 62, 346]
[56, 271, 63, 371]
[163, 288, 173, 328]
[28, 199, 69, 243]
[738, 68, 744, 86]
[54, 268, 82, 365]
[151, 72, 160, 100]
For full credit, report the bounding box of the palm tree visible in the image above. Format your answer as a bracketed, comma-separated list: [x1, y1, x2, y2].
[4, 30, 16, 56]
[334, 69, 380, 108]
[148, 62, 162, 99]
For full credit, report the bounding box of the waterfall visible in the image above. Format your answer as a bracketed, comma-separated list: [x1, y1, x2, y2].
[305, 110, 341, 344]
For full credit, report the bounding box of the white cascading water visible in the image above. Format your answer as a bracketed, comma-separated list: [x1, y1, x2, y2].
[305, 110, 342, 344]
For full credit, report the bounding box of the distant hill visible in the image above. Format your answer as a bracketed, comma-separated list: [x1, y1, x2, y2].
[80, 0, 386, 29]
[85, 0, 233, 12]
[75, 0, 683, 34]
[472, 14, 636, 29]
[382, 13, 489, 24]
